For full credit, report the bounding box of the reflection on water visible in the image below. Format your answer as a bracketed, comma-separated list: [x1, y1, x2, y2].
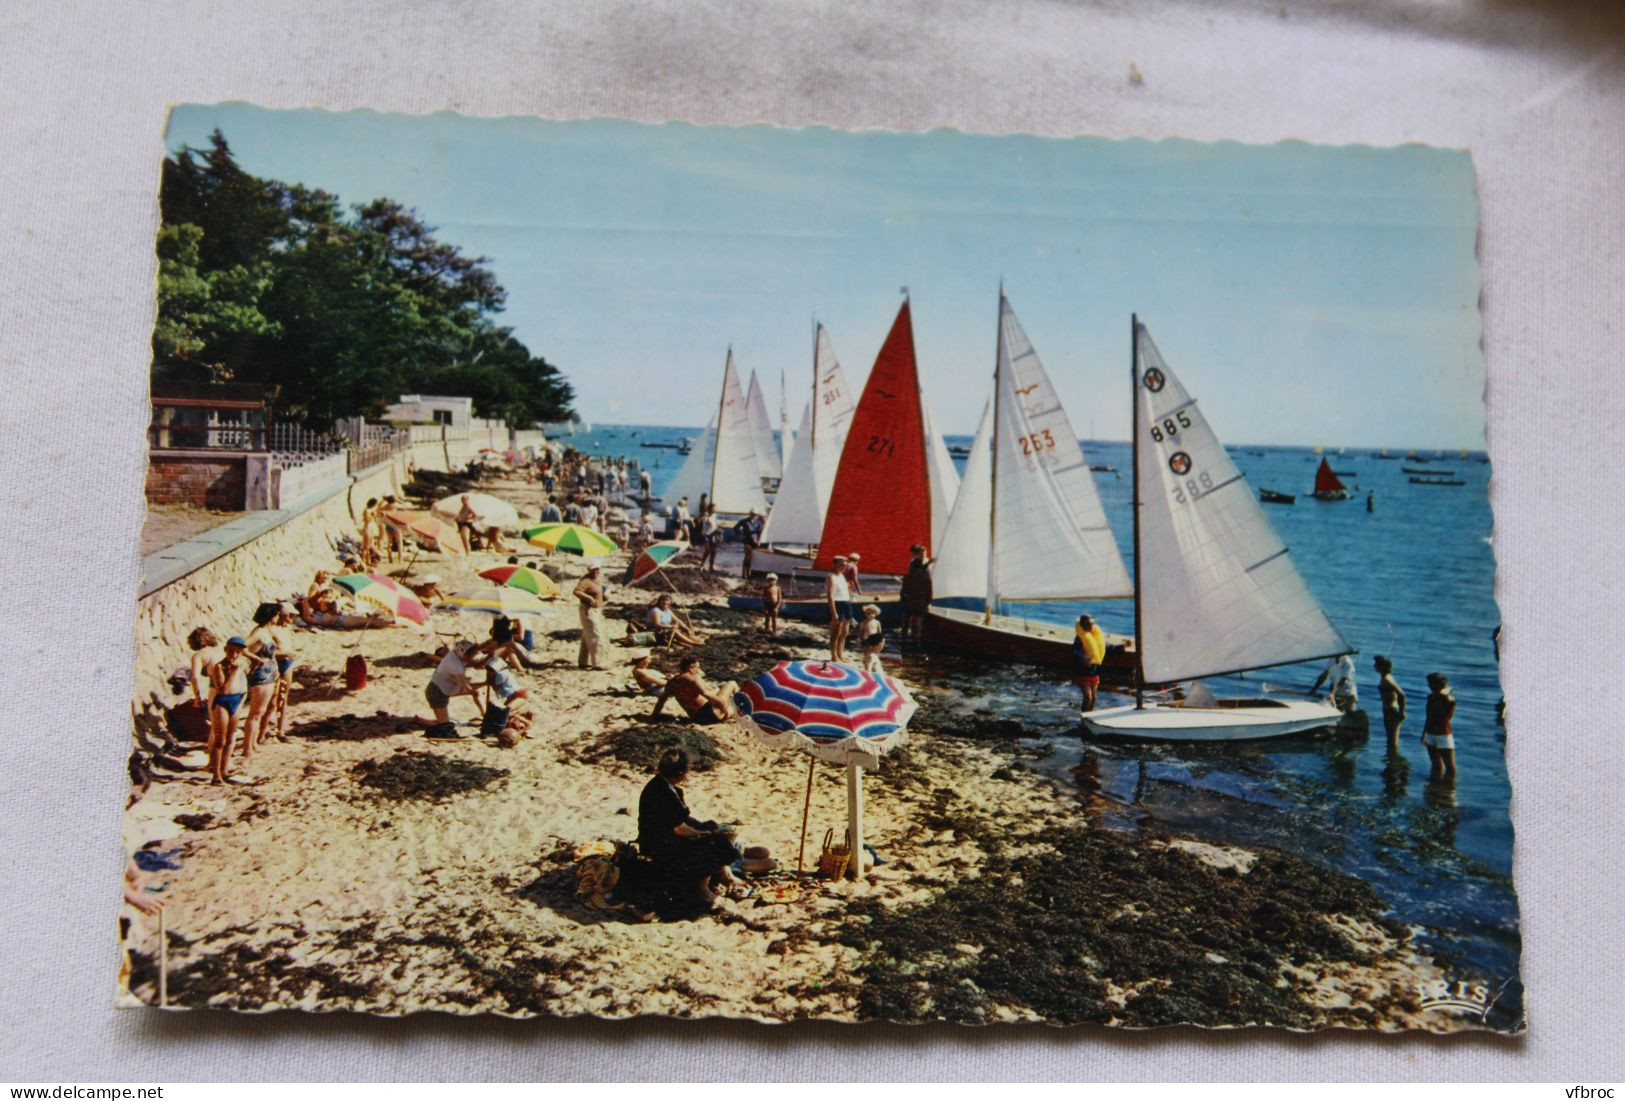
[577, 425, 1522, 1029]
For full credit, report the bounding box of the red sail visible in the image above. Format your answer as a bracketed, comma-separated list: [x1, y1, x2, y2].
[1314, 457, 1346, 495]
[813, 302, 930, 575]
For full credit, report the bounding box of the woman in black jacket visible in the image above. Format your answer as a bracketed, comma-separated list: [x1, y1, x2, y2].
[637, 748, 742, 906]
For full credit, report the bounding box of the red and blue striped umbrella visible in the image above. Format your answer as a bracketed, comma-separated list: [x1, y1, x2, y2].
[732, 660, 916, 766]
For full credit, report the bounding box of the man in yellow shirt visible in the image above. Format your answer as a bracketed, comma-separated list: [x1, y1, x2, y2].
[1071, 614, 1106, 714]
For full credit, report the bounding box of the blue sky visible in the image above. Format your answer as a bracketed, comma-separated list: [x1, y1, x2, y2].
[166, 104, 1485, 449]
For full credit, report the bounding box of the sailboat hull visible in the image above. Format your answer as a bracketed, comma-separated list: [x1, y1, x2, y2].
[923, 605, 1136, 677]
[1080, 698, 1345, 742]
[748, 546, 819, 576]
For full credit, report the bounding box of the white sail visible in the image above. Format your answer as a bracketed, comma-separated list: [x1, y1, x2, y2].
[665, 418, 714, 513]
[991, 296, 1132, 602]
[930, 400, 993, 602]
[779, 369, 792, 471]
[760, 402, 820, 545]
[1134, 321, 1350, 684]
[744, 369, 783, 483]
[810, 324, 857, 514]
[923, 400, 961, 553]
[712, 352, 769, 514]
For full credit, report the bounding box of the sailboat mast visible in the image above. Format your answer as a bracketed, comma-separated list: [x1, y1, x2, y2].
[810, 321, 818, 452]
[1131, 313, 1145, 710]
[707, 348, 731, 504]
[987, 288, 1004, 623]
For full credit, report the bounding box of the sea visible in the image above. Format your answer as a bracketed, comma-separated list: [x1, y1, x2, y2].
[562, 422, 1520, 1028]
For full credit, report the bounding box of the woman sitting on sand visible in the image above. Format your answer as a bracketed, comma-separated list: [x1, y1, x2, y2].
[637, 748, 742, 908]
[647, 594, 704, 647]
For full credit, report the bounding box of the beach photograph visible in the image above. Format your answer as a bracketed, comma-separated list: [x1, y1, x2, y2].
[121, 104, 1518, 1033]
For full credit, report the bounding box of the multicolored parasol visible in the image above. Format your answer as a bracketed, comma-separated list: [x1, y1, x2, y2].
[732, 660, 917, 881]
[385, 509, 467, 556]
[437, 586, 552, 618]
[332, 573, 431, 627]
[477, 564, 560, 598]
[733, 660, 916, 765]
[522, 523, 618, 557]
[624, 539, 688, 584]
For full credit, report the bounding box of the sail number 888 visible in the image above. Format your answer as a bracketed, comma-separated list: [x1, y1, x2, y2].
[1172, 472, 1213, 505]
[1148, 410, 1192, 443]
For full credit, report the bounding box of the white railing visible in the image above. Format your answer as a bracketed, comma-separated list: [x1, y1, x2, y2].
[273, 451, 348, 507]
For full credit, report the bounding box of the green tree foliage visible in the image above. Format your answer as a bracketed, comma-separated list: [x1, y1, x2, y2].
[152, 132, 574, 427]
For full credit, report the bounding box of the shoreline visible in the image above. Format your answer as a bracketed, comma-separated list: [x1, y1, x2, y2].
[121, 474, 1500, 1033]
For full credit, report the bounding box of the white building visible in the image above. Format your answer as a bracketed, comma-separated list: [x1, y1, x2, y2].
[380, 394, 474, 427]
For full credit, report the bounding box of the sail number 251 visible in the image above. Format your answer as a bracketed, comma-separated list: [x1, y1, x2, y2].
[1148, 410, 1192, 443]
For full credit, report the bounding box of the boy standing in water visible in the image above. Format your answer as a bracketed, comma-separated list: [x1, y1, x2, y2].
[1374, 655, 1406, 747]
[1422, 672, 1458, 782]
[1072, 614, 1105, 714]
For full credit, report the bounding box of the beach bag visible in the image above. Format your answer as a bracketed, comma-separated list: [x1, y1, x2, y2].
[817, 828, 851, 880]
[344, 653, 368, 692]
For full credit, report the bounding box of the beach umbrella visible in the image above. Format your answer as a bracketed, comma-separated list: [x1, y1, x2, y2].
[625, 539, 688, 584]
[477, 564, 560, 598]
[732, 660, 917, 880]
[332, 573, 431, 628]
[430, 492, 520, 529]
[385, 509, 467, 556]
[437, 585, 552, 618]
[523, 522, 617, 557]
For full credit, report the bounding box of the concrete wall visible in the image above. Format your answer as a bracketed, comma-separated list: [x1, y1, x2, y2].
[133, 458, 399, 721]
[272, 451, 348, 508]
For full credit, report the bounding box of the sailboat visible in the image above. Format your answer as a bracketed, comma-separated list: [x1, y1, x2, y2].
[750, 323, 858, 576]
[1081, 318, 1355, 742]
[744, 369, 783, 491]
[1311, 457, 1350, 501]
[925, 293, 1136, 673]
[662, 350, 769, 518]
[814, 300, 937, 576]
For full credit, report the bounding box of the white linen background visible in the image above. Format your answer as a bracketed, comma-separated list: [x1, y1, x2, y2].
[1, 0, 1621, 1082]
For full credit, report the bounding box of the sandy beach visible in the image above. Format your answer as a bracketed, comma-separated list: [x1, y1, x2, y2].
[121, 472, 1483, 1032]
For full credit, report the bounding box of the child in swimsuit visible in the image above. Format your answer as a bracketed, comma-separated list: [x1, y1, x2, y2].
[271, 603, 299, 742]
[858, 604, 885, 673]
[242, 603, 282, 757]
[207, 637, 251, 784]
[761, 574, 782, 636]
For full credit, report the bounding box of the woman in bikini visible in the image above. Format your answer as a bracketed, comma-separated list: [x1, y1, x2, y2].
[1374, 655, 1407, 748]
[240, 603, 283, 757]
[207, 637, 252, 784]
[270, 603, 300, 741]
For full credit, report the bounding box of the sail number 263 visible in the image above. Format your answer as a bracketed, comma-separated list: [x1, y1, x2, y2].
[1148, 410, 1192, 443]
[1018, 429, 1056, 456]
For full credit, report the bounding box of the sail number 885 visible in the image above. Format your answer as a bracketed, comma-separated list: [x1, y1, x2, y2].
[1172, 471, 1213, 505]
[1148, 410, 1192, 443]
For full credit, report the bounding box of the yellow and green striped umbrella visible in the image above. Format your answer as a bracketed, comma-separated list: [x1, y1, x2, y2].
[522, 523, 618, 557]
[437, 586, 552, 618]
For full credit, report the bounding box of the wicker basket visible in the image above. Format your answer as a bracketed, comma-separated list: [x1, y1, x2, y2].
[816, 828, 851, 880]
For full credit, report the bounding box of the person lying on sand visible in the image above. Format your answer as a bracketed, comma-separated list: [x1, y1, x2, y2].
[299, 587, 391, 630]
[637, 748, 742, 907]
[652, 654, 738, 725]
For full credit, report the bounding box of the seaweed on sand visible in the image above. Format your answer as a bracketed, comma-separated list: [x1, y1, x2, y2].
[352, 751, 509, 801]
[838, 824, 1413, 1029]
[580, 725, 728, 774]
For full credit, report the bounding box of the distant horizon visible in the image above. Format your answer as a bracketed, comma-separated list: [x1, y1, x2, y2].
[547, 419, 1487, 457]
[166, 106, 1489, 450]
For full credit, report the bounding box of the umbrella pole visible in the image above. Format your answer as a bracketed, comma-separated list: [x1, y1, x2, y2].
[796, 756, 815, 876]
[845, 761, 865, 882]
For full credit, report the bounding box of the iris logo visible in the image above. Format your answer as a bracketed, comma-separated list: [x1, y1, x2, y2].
[1417, 977, 1495, 1019]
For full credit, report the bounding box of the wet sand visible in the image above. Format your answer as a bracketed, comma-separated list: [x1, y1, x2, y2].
[120, 473, 1486, 1031]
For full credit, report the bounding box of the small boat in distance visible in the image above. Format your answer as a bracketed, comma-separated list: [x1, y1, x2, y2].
[1410, 476, 1465, 486]
[1402, 466, 1451, 475]
[1311, 458, 1351, 501]
[1259, 488, 1296, 505]
[1081, 318, 1355, 743]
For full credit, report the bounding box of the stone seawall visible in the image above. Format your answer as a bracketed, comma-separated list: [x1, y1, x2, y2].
[133, 458, 400, 721]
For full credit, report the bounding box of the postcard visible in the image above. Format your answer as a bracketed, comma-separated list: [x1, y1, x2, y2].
[122, 106, 1518, 1032]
